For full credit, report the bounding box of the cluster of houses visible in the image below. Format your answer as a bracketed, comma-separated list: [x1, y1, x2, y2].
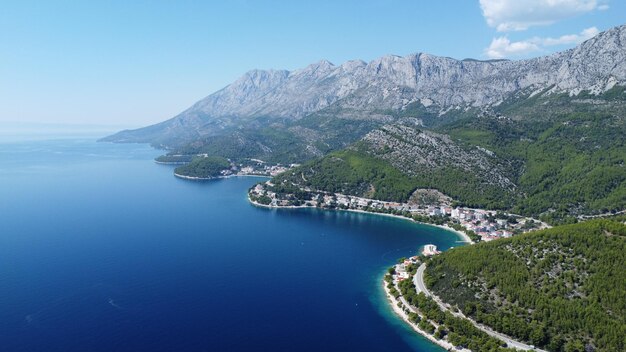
[322, 194, 542, 241]
[395, 256, 420, 282]
[316, 193, 412, 210]
[250, 182, 545, 241]
[428, 206, 516, 241]
[237, 163, 298, 177]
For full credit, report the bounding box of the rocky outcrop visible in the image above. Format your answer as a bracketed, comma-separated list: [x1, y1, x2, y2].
[358, 124, 517, 191]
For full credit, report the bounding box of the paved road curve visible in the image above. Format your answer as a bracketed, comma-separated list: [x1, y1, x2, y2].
[413, 263, 546, 352]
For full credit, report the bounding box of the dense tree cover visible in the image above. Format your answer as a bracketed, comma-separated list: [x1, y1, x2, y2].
[442, 88, 626, 221]
[395, 271, 514, 351]
[274, 150, 417, 202]
[174, 156, 230, 178]
[516, 114, 625, 218]
[160, 114, 382, 165]
[170, 128, 307, 164]
[425, 220, 626, 351]
[444, 111, 626, 222]
[154, 154, 194, 163]
[274, 149, 515, 208]
[249, 194, 272, 205]
[271, 90, 626, 223]
[163, 86, 625, 222]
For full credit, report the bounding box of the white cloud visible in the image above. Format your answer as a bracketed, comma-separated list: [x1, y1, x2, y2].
[485, 37, 540, 59]
[540, 26, 599, 45]
[485, 26, 599, 58]
[479, 0, 606, 31]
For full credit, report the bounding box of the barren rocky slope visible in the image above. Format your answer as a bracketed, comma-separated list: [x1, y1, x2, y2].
[103, 25, 626, 146]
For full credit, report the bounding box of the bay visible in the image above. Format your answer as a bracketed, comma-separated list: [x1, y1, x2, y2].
[0, 138, 464, 351]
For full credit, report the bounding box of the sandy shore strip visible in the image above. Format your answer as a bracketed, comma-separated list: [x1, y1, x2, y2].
[248, 196, 311, 209]
[433, 224, 472, 244]
[383, 280, 458, 351]
[175, 173, 271, 180]
[174, 172, 214, 180]
[320, 208, 472, 244]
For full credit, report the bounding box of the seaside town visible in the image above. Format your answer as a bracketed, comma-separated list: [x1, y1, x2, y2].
[224, 162, 296, 177]
[249, 181, 549, 242]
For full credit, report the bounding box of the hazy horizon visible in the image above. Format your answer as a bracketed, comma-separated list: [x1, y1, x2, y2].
[0, 121, 139, 142]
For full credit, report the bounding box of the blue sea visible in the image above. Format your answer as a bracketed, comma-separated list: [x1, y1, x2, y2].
[0, 136, 465, 351]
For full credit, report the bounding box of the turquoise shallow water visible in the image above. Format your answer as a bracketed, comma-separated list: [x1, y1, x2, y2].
[0, 138, 463, 351]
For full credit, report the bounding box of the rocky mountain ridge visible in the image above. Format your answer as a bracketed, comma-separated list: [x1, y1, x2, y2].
[104, 25, 626, 146]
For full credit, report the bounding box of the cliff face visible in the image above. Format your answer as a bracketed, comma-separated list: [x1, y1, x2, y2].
[103, 25, 626, 145]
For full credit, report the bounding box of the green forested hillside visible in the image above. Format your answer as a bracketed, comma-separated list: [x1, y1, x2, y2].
[443, 112, 625, 222]
[425, 220, 626, 352]
[274, 149, 417, 202]
[274, 146, 516, 208]
[271, 89, 626, 222]
[174, 156, 230, 178]
[160, 114, 383, 165]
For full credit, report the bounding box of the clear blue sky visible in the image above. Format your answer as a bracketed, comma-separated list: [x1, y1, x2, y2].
[1, 0, 624, 126]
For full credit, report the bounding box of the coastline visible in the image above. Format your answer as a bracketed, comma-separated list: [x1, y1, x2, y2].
[174, 172, 271, 181]
[174, 172, 215, 180]
[247, 195, 312, 209]
[382, 279, 455, 351]
[252, 195, 476, 350]
[343, 208, 472, 244]
[248, 196, 473, 244]
[154, 161, 188, 165]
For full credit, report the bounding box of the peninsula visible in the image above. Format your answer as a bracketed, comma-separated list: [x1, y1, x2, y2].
[387, 220, 626, 351]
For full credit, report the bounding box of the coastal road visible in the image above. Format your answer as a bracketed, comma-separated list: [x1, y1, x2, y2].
[414, 264, 545, 352]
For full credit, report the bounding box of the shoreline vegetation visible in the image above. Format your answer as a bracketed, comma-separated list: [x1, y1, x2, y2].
[160, 154, 297, 180]
[174, 172, 270, 181]
[384, 258, 523, 352]
[382, 278, 461, 351]
[155, 160, 188, 165]
[423, 220, 626, 352]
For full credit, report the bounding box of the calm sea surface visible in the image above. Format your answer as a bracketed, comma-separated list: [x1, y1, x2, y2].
[0, 138, 465, 351]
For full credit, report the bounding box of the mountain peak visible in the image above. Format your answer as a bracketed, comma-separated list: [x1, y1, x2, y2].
[296, 59, 336, 74]
[104, 24, 626, 146]
[313, 59, 334, 67]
